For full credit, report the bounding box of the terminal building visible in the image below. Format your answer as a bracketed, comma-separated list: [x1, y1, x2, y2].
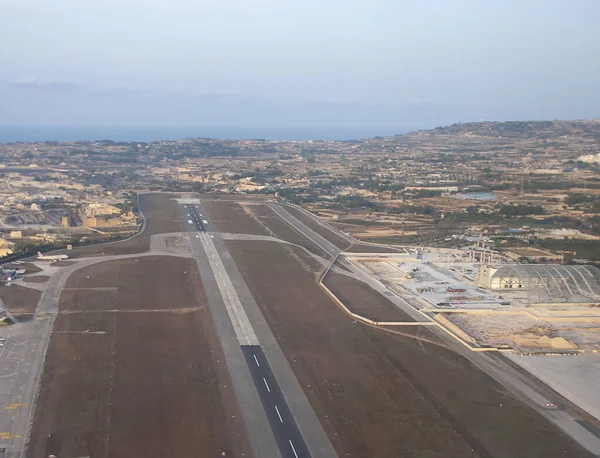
[477, 264, 600, 302]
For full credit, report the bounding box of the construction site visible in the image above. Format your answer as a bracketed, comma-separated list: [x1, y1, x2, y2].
[338, 248, 600, 353]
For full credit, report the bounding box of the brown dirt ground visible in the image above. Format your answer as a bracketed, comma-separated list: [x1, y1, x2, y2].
[249, 205, 329, 258]
[23, 275, 50, 283]
[28, 256, 252, 458]
[204, 200, 327, 274]
[202, 200, 270, 236]
[1, 262, 43, 273]
[283, 206, 353, 250]
[288, 246, 324, 274]
[324, 270, 415, 322]
[68, 193, 183, 258]
[0, 284, 40, 320]
[225, 239, 592, 458]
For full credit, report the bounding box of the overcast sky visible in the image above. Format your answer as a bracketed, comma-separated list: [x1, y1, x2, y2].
[1, 0, 599, 135]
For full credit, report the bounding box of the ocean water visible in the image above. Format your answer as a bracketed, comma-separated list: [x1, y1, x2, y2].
[0, 126, 404, 143]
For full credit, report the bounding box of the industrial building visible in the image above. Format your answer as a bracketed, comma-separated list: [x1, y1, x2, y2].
[477, 264, 600, 302]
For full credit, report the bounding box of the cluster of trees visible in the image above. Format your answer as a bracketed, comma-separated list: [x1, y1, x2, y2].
[402, 189, 443, 198]
[524, 180, 600, 191]
[499, 204, 545, 216]
[565, 193, 596, 205]
[389, 204, 436, 216]
[332, 195, 381, 211]
[563, 193, 600, 213]
[114, 192, 138, 214]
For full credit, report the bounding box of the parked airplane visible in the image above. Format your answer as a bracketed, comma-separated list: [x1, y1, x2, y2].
[37, 251, 69, 261]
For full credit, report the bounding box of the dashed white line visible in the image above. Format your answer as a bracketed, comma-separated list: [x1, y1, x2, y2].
[253, 354, 260, 366]
[289, 439, 299, 458]
[275, 405, 284, 423]
[263, 377, 271, 392]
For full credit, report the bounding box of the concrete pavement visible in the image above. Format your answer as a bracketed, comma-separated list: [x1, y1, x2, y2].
[180, 200, 337, 458]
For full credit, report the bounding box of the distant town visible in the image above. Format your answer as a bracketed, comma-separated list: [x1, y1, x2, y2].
[1, 119, 599, 263]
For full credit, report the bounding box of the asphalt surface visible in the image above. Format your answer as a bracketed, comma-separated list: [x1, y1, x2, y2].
[243, 345, 310, 458]
[179, 200, 336, 458]
[267, 203, 340, 258]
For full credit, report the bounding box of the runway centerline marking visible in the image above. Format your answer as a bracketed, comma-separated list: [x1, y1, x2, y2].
[253, 354, 260, 366]
[275, 405, 284, 423]
[289, 439, 299, 458]
[263, 377, 271, 392]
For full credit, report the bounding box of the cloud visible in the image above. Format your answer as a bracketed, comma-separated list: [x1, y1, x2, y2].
[9, 78, 80, 93]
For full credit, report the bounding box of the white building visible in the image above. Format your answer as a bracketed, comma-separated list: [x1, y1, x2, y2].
[477, 264, 600, 301]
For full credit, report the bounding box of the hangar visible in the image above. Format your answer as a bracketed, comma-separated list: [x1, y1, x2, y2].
[477, 264, 600, 301]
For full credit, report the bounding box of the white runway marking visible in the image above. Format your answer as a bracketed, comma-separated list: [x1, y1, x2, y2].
[263, 377, 271, 392]
[275, 405, 284, 423]
[253, 354, 260, 366]
[289, 439, 299, 458]
[198, 232, 259, 345]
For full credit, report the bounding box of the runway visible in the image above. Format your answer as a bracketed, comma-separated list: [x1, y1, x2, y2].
[179, 200, 332, 458]
[243, 346, 310, 458]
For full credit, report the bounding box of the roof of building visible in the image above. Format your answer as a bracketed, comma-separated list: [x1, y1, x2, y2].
[491, 265, 600, 300]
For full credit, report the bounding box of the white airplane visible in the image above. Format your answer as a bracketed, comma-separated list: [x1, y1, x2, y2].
[37, 251, 69, 261]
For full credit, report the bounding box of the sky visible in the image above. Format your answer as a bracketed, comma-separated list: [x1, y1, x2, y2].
[1, 0, 600, 138]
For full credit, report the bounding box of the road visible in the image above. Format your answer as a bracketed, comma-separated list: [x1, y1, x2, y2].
[179, 200, 336, 458]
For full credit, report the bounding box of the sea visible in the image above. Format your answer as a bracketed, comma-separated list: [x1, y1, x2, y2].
[0, 126, 405, 143]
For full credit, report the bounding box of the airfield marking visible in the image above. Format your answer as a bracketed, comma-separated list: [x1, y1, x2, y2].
[274, 405, 284, 423]
[289, 439, 299, 458]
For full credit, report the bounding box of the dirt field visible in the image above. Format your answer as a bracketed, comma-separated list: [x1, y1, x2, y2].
[225, 239, 592, 458]
[0, 284, 40, 320]
[202, 200, 270, 236]
[28, 256, 251, 458]
[283, 206, 352, 250]
[23, 275, 50, 283]
[324, 270, 415, 322]
[249, 204, 329, 258]
[68, 193, 182, 258]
